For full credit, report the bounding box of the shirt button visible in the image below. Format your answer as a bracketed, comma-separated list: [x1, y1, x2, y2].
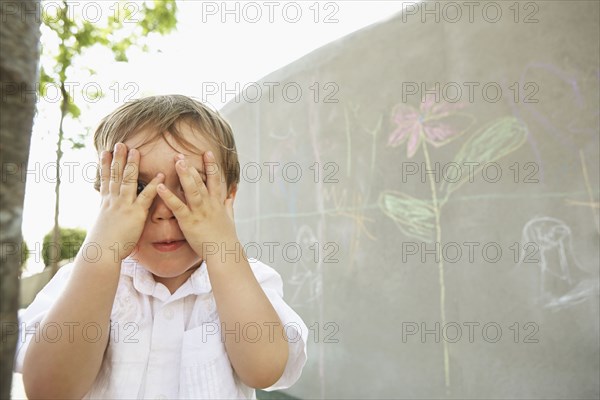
[163, 308, 174, 320]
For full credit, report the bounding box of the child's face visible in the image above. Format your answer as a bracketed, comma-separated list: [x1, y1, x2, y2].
[123, 125, 234, 291]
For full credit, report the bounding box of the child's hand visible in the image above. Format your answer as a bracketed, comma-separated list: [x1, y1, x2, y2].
[156, 151, 237, 258]
[87, 143, 164, 261]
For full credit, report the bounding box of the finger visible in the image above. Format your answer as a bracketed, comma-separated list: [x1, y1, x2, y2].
[156, 183, 190, 219]
[121, 148, 140, 200]
[99, 151, 111, 196]
[186, 155, 209, 190]
[109, 143, 127, 195]
[136, 172, 164, 209]
[175, 155, 206, 208]
[204, 151, 222, 199]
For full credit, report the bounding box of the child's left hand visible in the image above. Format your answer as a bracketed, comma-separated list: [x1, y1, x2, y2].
[156, 151, 237, 258]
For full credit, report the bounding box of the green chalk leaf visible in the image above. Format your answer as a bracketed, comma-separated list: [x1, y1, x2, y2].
[442, 117, 528, 199]
[378, 190, 435, 243]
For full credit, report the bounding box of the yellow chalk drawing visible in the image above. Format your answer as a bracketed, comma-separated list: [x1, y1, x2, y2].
[380, 95, 529, 395]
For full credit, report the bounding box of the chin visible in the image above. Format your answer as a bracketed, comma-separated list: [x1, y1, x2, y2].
[149, 261, 200, 277]
[133, 251, 196, 272]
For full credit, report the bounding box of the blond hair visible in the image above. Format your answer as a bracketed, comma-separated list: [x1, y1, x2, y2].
[93, 95, 240, 193]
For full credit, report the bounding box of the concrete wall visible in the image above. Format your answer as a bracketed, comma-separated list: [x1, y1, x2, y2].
[221, 1, 600, 398]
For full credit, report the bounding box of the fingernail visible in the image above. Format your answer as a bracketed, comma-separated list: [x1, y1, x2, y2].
[127, 149, 135, 160]
[207, 151, 213, 158]
[114, 143, 119, 152]
[178, 159, 187, 169]
[157, 184, 166, 191]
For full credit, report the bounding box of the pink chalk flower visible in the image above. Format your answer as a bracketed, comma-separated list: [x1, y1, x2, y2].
[388, 94, 474, 158]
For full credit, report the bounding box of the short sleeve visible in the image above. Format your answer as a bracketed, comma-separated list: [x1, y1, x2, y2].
[248, 259, 308, 391]
[14, 263, 75, 373]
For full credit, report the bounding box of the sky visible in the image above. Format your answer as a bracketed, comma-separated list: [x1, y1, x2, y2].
[21, 0, 408, 276]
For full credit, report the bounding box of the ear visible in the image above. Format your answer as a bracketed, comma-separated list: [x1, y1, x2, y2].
[226, 183, 238, 201]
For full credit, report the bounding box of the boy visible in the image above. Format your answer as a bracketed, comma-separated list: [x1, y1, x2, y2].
[15, 95, 308, 399]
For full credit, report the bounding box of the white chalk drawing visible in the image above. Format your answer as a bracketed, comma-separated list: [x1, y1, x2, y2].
[288, 224, 323, 307]
[519, 216, 599, 310]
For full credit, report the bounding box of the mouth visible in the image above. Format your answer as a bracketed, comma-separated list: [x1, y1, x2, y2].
[152, 239, 187, 252]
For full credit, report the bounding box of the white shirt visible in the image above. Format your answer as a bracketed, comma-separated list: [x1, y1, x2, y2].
[14, 258, 308, 399]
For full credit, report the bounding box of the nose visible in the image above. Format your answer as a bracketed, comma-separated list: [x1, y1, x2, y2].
[150, 196, 176, 222]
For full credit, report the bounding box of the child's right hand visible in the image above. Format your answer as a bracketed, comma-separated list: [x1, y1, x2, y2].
[85, 142, 164, 262]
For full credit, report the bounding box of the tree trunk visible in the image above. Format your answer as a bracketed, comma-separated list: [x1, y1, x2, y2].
[0, 2, 42, 398]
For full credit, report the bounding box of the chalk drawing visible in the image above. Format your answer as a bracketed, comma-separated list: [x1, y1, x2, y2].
[388, 94, 474, 159]
[440, 117, 528, 204]
[287, 224, 322, 307]
[517, 63, 599, 174]
[512, 63, 600, 183]
[381, 92, 529, 395]
[310, 104, 382, 272]
[519, 216, 599, 311]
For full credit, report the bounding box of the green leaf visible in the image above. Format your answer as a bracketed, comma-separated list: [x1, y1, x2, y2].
[73, 22, 98, 50]
[38, 67, 55, 96]
[140, 0, 178, 35]
[441, 117, 528, 199]
[66, 102, 81, 118]
[39, 67, 53, 85]
[68, 139, 85, 150]
[378, 191, 435, 242]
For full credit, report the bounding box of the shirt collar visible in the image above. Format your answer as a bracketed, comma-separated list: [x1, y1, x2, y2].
[121, 258, 213, 302]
